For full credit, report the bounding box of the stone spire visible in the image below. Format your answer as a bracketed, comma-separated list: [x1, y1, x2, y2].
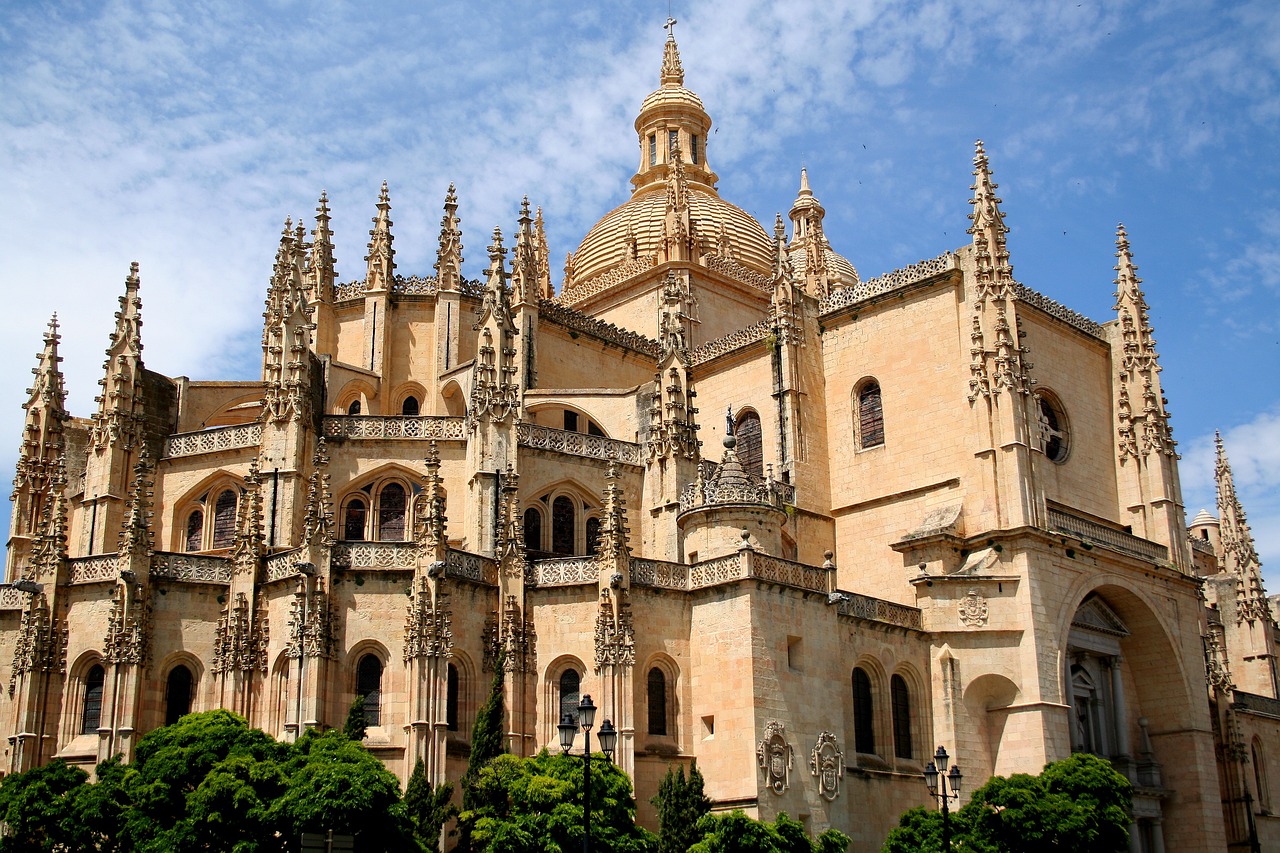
[966, 141, 1032, 401]
[262, 219, 316, 424]
[534, 207, 552, 298]
[307, 192, 337, 303]
[1113, 224, 1174, 459]
[12, 316, 69, 542]
[116, 449, 155, 562]
[90, 262, 146, 450]
[231, 459, 266, 576]
[434, 183, 464, 293]
[469, 228, 520, 427]
[511, 197, 538, 306]
[770, 214, 802, 345]
[415, 441, 448, 560]
[302, 439, 336, 549]
[1215, 434, 1272, 625]
[660, 21, 684, 86]
[365, 181, 396, 293]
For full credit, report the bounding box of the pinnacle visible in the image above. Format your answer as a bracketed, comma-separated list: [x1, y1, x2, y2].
[798, 167, 812, 196]
[379, 180, 390, 205]
[660, 20, 684, 87]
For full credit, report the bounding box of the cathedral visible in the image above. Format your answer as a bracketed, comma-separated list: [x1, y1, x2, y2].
[3, 29, 1278, 853]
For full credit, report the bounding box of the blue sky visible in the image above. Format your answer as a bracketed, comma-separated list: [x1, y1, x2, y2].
[1, 0, 1278, 586]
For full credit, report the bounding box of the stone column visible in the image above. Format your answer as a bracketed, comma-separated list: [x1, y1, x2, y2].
[1150, 817, 1166, 853]
[1108, 656, 1131, 757]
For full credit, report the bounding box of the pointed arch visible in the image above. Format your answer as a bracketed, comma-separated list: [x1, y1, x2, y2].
[171, 473, 245, 552]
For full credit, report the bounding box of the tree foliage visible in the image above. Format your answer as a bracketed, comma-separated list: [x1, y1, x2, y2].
[405, 758, 457, 851]
[458, 750, 656, 853]
[688, 810, 850, 853]
[882, 753, 1133, 853]
[0, 710, 417, 853]
[342, 696, 368, 741]
[652, 761, 711, 853]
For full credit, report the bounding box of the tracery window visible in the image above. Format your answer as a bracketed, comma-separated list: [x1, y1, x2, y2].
[165, 665, 194, 726]
[647, 667, 668, 736]
[891, 674, 913, 760]
[1036, 391, 1070, 463]
[524, 507, 543, 552]
[734, 410, 764, 479]
[447, 663, 460, 732]
[344, 498, 368, 542]
[401, 396, 420, 416]
[853, 667, 876, 754]
[185, 510, 204, 552]
[211, 489, 237, 549]
[559, 669, 581, 726]
[552, 496, 575, 556]
[357, 654, 383, 727]
[81, 665, 105, 735]
[856, 381, 885, 449]
[377, 483, 407, 541]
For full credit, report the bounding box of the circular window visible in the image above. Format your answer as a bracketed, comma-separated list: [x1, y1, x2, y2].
[1036, 392, 1069, 463]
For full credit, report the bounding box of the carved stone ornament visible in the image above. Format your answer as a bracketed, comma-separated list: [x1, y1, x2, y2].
[809, 731, 844, 801]
[756, 721, 794, 795]
[959, 588, 989, 627]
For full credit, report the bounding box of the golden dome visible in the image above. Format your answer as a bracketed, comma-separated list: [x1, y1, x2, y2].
[572, 188, 775, 285]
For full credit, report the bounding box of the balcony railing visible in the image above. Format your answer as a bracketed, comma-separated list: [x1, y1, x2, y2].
[833, 593, 923, 631]
[516, 424, 643, 466]
[152, 553, 232, 584]
[164, 423, 262, 459]
[331, 542, 419, 570]
[528, 556, 598, 587]
[68, 554, 119, 584]
[322, 416, 466, 441]
[1047, 507, 1168, 564]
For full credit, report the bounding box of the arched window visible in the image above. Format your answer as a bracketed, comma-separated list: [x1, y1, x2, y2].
[856, 381, 885, 449]
[734, 410, 764, 479]
[559, 669, 580, 726]
[165, 665, 193, 726]
[585, 517, 602, 557]
[647, 668, 668, 736]
[211, 489, 237, 550]
[447, 663, 460, 732]
[185, 510, 204, 552]
[347, 399, 362, 415]
[377, 483, 407, 541]
[891, 675, 913, 760]
[402, 396, 420, 416]
[81, 665, 105, 734]
[524, 508, 543, 552]
[343, 498, 368, 542]
[552, 496, 575, 555]
[1253, 738, 1271, 812]
[853, 667, 875, 754]
[1070, 663, 1104, 755]
[1036, 392, 1070, 463]
[357, 654, 383, 727]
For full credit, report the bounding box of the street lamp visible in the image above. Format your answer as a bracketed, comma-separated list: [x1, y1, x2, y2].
[924, 744, 963, 853]
[558, 695, 617, 853]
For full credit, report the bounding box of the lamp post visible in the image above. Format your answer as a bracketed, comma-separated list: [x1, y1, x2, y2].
[923, 745, 963, 853]
[558, 694, 618, 853]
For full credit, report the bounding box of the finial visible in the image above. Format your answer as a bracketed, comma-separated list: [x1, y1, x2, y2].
[799, 167, 812, 196]
[519, 195, 532, 223]
[725, 405, 734, 435]
[379, 180, 390, 205]
[774, 213, 786, 243]
[660, 18, 684, 87]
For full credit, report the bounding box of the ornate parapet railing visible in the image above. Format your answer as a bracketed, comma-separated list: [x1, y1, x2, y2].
[445, 549, 498, 585]
[529, 556, 598, 587]
[819, 252, 957, 316]
[164, 423, 262, 459]
[690, 554, 750, 588]
[679, 477, 794, 512]
[516, 424, 643, 466]
[833, 592, 923, 631]
[555, 257, 658, 307]
[265, 549, 303, 582]
[1189, 535, 1216, 556]
[630, 558, 690, 591]
[1047, 507, 1168, 564]
[322, 416, 466, 441]
[152, 553, 232, 584]
[752, 554, 830, 593]
[68, 554, 119, 584]
[703, 255, 772, 292]
[1233, 690, 1280, 719]
[690, 319, 772, 366]
[331, 542, 419, 570]
[0, 587, 27, 609]
[538, 299, 662, 356]
[1012, 283, 1104, 339]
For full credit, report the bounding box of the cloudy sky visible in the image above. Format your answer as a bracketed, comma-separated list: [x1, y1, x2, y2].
[2, 0, 1277, 586]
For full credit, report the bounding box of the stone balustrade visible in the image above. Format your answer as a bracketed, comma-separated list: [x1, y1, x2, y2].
[1047, 507, 1169, 564]
[516, 424, 643, 465]
[322, 416, 466, 441]
[152, 553, 232, 584]
[68, 554, 119, 584]
[164, 423, 262, 459]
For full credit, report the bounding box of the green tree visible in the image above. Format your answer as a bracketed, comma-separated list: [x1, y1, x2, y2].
[343, 696, 368, 741]
[0, 759, 91, 852]
[882, 753, 1132, 853]
[689, 810, 850, 853]
[405, 758, 457, 851]
[652, 761, 711, 853]
[460, 750, 656, 853]
[457, 648, 507, 851]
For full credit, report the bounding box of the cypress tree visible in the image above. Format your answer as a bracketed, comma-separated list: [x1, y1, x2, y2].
[404, 757, 457, 851]
[456, 647, 507, 851]
[653, 760, 712, 853]
[342, 696, 368, 740]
